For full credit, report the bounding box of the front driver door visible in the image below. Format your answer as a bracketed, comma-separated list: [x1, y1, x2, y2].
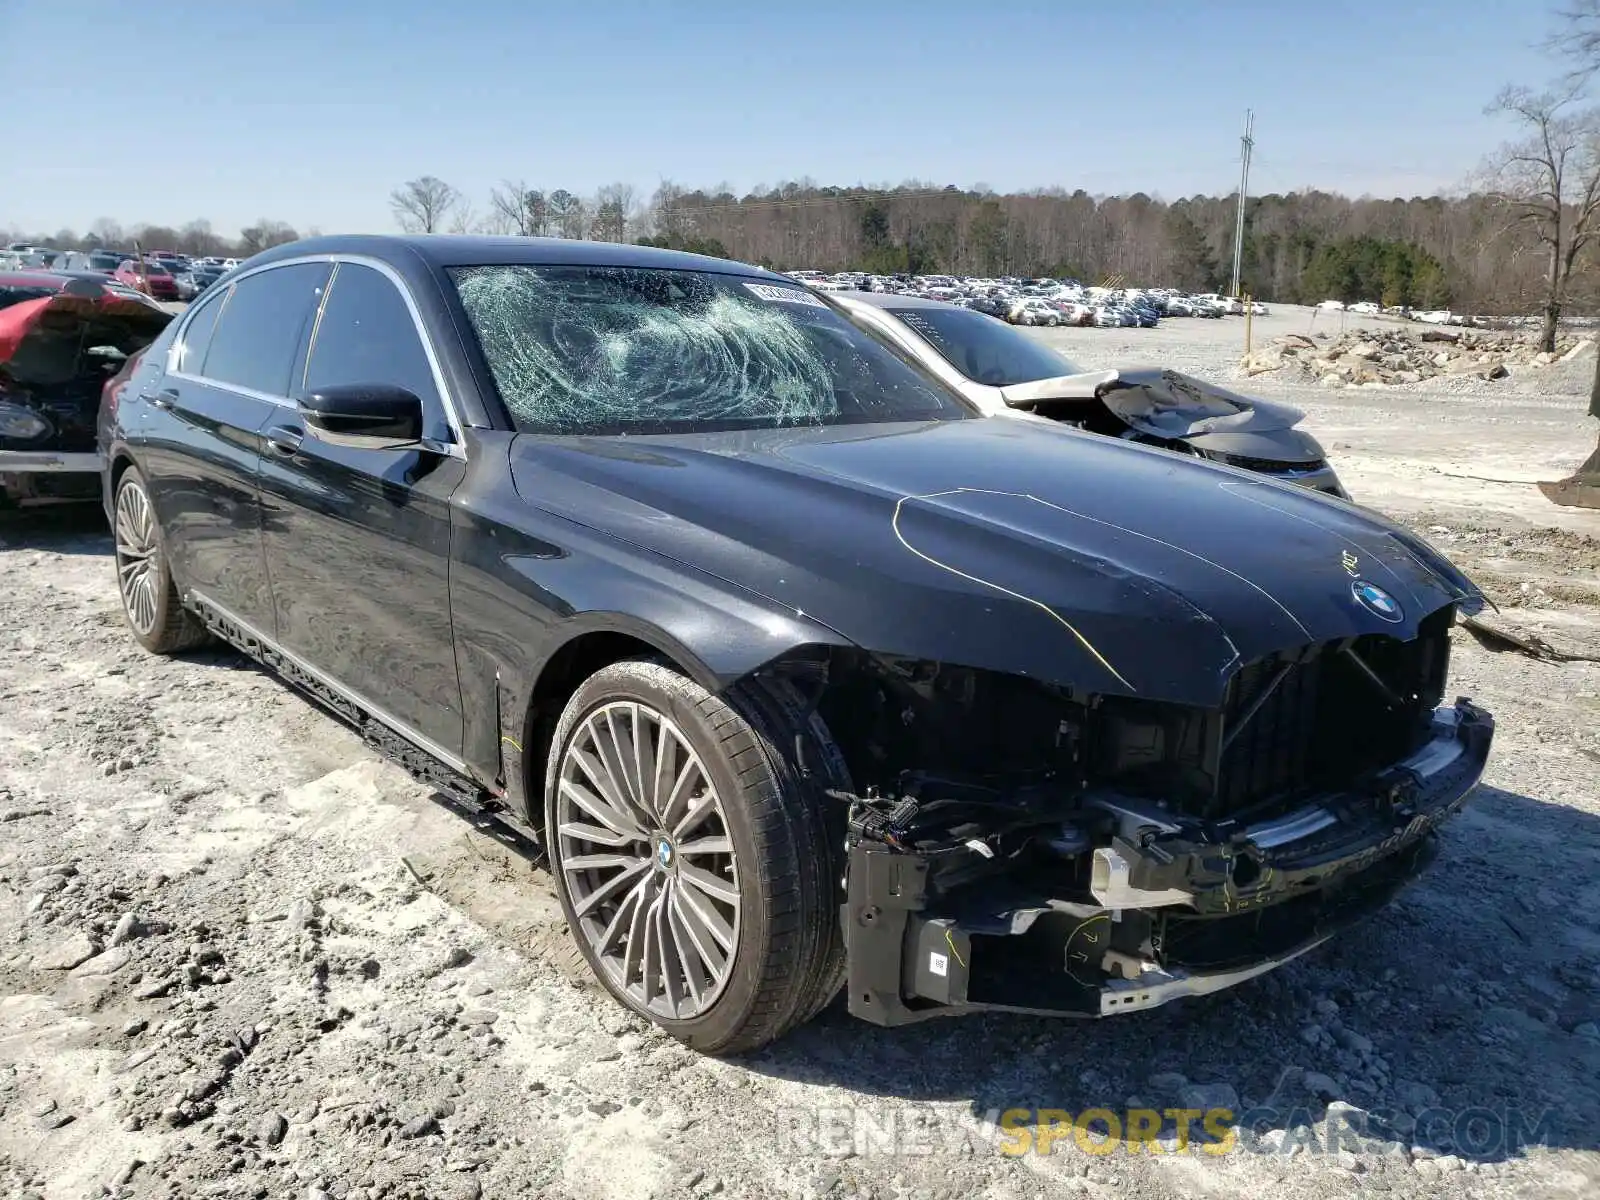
[255, 260, 466, 758]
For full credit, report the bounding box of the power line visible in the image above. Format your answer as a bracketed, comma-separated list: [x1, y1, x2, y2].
[654, 171, 1248, 221]
[661, 188, 974, 218]
[1229, 109, 1255, 297]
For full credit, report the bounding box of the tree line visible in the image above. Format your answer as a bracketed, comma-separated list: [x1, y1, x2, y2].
[4, 217, 309, 260]
[12, 182, 1578, 318]
[394, 174, 1494, 308]
[2, 177, 1586, 316]
[386, 175, 1590, 313]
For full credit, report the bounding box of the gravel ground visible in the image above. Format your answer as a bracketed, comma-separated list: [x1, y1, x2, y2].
[2, 307, 1599, 1200]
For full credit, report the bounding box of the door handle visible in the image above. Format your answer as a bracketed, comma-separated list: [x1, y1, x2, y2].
[264, 425, 304, 456]
[148, 387, 179, 410]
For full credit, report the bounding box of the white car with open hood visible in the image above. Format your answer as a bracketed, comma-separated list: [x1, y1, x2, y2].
[829, 291, 1349, 497]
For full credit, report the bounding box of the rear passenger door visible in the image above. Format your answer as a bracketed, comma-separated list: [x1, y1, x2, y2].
[255, 260, 466, 758]
[135, 262, 330, 636]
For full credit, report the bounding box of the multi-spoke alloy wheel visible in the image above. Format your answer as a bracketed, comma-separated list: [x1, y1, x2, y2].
[114, 475, 161, 637]
[555, 700, 740, 1020]
[546, 659, 851, 1053]
[111, 467, 209, 655]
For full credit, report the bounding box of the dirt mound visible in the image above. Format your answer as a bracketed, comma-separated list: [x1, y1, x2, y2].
[1239, 327, 1595, 390]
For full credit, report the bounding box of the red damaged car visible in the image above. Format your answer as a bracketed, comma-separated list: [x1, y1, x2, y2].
[112, 259, 180, 301]
[0, 272, 171, 507]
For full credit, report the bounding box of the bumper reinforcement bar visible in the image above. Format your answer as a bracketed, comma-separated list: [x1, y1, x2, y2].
[841, 699, 1492, 1027]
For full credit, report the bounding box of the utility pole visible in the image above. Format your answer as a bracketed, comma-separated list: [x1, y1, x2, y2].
[1229, 109, 1255, 298]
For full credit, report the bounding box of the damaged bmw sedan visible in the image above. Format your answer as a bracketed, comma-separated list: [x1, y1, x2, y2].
[101, 236, 1493, 1054]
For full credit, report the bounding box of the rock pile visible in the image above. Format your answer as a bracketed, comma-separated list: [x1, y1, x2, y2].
[1239, 327, 1594, 388]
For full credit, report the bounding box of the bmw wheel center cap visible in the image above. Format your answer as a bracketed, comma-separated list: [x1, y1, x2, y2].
[654, 836, 675, 871]
[1350, 578, 1404, 623]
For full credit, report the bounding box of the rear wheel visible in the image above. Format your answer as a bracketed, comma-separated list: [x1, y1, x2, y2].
[544, 659, 849, 1054]
[113, 466, 209, 654]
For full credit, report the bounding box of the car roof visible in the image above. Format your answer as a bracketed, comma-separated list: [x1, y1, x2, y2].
[834, 290, 968, 311]
[0, 270, 69, 288]
[244, 233, 790, 281]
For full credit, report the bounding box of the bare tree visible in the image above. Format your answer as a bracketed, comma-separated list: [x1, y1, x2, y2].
[489, 180, 548, 236]
[1544, 3, 1600, 504]
[479, 209, 516, 236]
[238, 219, 300, 256]
[132, 224, 182, 252]
[649, 180, 689, 240]
[88, 217, 124, 247]
[389, 176, 461, 233]
[1479, 85, 1600, 351]
[1551, 2, 1600, 80]
[181, 218, 221, 258]
[547, 190, 586, 239]
[592, 182, 638, 242]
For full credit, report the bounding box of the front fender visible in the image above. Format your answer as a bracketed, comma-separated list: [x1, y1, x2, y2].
[448, 479, 853, 819]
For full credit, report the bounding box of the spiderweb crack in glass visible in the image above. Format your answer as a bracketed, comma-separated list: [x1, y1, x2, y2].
[457, 267, 835, 429]
[449, 265, 962, 435]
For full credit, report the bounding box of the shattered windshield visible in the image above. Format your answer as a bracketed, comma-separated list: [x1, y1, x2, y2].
[449, 265, 971, 435]
[885, 305, 1084, 386]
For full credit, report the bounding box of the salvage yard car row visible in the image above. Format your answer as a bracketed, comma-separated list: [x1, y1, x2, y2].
[788, 269, 1268, 328]
[2, 242, 237, 301]
[4, 234, 1496, 1060]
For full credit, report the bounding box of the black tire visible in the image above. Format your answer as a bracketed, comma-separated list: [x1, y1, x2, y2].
[544, 658, 850, 1054]
[112, 466, 210, 655]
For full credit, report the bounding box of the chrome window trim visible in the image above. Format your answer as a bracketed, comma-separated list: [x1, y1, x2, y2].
[161, 253, 470, 461]
[166, 282, 234, 375]
[165, 369, 293, 411]
[189, 589, 472, 778]
[299, 263, 336, 397]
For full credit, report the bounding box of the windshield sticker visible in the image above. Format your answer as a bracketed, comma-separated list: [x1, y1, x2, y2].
[743, 282, 828, 309]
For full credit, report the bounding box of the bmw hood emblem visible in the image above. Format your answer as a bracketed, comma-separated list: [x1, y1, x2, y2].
[1350, 578, 1404, 623]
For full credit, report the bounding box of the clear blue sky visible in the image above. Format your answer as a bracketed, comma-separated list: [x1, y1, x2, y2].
[4, 0, 1567, 238]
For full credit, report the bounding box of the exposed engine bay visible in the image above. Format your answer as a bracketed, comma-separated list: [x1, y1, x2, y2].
[0, 289, 171, 507]
[762, 602, 1492, 1025]
[1001, 366, 1347, 496]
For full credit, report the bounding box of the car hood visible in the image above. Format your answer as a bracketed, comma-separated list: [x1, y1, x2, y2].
[508, 418, 1480, 708]
[1000, 367, 1305, 438]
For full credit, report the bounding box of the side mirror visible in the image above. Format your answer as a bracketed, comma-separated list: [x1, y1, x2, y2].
[297, 384, 424, 451]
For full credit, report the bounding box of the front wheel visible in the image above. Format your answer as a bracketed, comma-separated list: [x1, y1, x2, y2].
[544, 659, 849, 1054]
[113, 466, 210, 655]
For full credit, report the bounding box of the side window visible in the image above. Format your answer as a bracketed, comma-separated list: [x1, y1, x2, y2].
[173, 286, 229, 375]
[200, 262, 331, 396]
[303, 263, 448, 440]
